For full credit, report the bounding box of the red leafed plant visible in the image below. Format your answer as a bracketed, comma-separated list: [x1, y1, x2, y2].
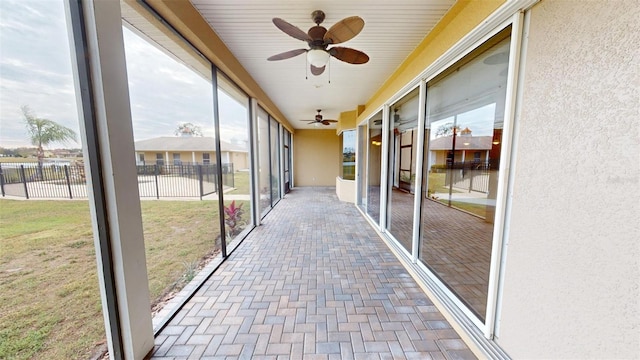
[224, 200, 245, 238]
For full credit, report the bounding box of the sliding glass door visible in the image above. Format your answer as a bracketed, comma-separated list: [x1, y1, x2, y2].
[420, 28, 512, 322]
[386, 88, 420, 253]
[366, 111, 383, 224]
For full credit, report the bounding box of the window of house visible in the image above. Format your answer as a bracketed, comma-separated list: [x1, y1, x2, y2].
[173, 153, 181, 165]
[156, 153, 164, 165]
[202, 153, 210, 164]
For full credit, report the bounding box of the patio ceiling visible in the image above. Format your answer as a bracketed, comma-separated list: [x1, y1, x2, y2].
[187, 0, 456, 130]
[121, 1, 455, 130]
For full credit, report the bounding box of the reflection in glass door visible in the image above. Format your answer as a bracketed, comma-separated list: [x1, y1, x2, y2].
[356, 124, 368, 212]
[420, 29, 511, 322]
[386, 88, 420, 253]
[366, 111, 383, 224]
[283, 130, 291, 193]
[257, 107, 271, 217]
[269, 118, 280, 206]
[216, 73, 253, 252]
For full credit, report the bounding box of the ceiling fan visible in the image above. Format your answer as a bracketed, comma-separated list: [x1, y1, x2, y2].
[267, 10, 369, 76]
[302, 109, 338, 126]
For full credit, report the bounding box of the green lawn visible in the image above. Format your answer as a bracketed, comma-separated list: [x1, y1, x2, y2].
[228, 171, 250, 195]
[0, 199, 222, 360]
[428, 172, 487, 218]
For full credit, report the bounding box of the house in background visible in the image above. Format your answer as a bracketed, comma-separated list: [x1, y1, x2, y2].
[134, 136, 249, 170]
[429, 128, 494, 167]
[57, 0, 638, 359]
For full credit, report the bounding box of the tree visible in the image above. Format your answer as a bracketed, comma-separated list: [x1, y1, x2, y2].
[22, 105, 77, 170]
[174, 122, 203, 137]
[435, 122, 460, 138]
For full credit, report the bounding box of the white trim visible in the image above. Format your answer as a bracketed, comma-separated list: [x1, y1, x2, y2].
[279, 124, 285, 198]
[484, 10, 526, 339]
[494, 7, 532, 338]
[379, 105, 391, 231]
[354, 126, 361, 207]
[289, 131, 294, 189]
[69, 0, 155, 358]
[250, 98, 261, 226]
[411, 81, 427, 263]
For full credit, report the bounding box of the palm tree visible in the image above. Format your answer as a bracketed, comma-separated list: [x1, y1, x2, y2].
[22, 105, 77, 176]
[174, 122, 203, 137]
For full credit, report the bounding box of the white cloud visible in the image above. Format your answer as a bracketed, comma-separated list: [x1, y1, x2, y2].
[0, 1, 251, 150]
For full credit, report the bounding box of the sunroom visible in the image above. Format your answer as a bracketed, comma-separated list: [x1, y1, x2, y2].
[1, 0, 636, 359]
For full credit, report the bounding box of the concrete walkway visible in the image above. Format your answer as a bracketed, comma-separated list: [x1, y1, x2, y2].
[150, 187, 476, 360]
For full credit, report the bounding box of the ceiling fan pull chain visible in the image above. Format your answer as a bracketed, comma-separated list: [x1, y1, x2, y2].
[328, 57, 331, 84]
[305, 55, 309, 80]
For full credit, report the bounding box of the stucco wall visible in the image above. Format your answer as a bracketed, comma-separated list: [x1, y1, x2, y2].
[497, 1, 639, 358]
[293, 129, 340, 186]
[336, 177, 356, 203]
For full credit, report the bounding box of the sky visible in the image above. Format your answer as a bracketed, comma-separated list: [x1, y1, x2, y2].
[0, 0, 249, 149]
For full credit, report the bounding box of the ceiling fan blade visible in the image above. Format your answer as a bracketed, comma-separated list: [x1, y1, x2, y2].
[322, 120, 331, 125]
[310, 64, 325, 76]
[267, 48, 307, 61]
[323, 119, 338, 123]
[329, 47, 369, 64]
[272, 18, 312, 42]
[323, 16, 364, 44]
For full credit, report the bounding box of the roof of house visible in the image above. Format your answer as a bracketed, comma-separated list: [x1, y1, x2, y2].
[135, 137, 247, 153]
[429, 135, 493, 151]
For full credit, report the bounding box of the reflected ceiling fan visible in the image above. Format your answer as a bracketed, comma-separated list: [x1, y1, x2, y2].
[302, 109, 338, 126]
[267, 10, 369, 76]
[374, 109, 400, 125]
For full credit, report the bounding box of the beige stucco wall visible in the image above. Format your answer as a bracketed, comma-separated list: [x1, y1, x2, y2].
[293, 129, 340, 186]
[336, 177, 356, 203]
[231, 152, 249, 170]
[497, 1, 639, 358]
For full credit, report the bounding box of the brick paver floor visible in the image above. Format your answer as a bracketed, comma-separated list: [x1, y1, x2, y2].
[150, 187, 476, 360]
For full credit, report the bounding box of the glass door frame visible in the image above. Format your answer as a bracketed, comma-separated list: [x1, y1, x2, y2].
[354, 13, 526, 340]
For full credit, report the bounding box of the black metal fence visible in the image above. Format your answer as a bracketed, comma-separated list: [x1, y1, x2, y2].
[444, 161, 491, 194]
[0, 163, 234, 200]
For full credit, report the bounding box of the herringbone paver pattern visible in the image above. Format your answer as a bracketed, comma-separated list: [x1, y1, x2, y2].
[150, 187, 476, 360]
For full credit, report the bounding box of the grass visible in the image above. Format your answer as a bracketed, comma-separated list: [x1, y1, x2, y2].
[228, 171, 250, 195]
[428, 172, 487, 218]
[0, 199, 222, 360]
[436, 199, 488, 218]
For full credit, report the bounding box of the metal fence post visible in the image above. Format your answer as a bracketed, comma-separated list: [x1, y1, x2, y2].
[19, 165, 29, 199]
[154, 164, 160, 199]
[198, 164, 203, 200]
[0, 164, 5, 197]
[64, 165, 73, 199]
[230, 163, 235, 188]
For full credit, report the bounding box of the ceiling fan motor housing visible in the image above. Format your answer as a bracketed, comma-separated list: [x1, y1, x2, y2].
[311, 10, 325, 25]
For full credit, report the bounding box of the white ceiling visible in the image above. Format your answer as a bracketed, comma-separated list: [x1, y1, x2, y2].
[189, 0, 456, 130]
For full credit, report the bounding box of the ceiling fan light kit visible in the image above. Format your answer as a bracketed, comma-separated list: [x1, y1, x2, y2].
[267, 10, 369, 76]
[307, 49, 330, 67]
